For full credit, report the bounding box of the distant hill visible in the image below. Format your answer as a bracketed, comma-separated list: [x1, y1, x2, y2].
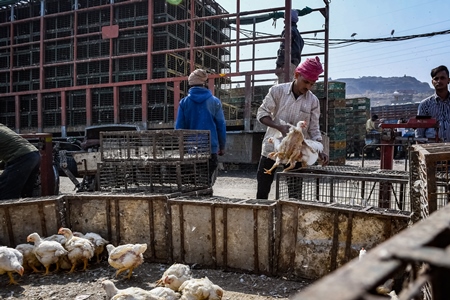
[334, 76, 433, 95]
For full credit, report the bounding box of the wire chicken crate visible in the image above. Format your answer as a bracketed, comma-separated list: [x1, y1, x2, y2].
[98, 129, 211, 194]
[276, 166, 411, 211]
[98, 160, 210, 194]
[100, 130, 211, 162]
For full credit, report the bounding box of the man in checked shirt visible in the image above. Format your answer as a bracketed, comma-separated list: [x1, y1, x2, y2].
[256, 56, 329, 199]
[416, 65, 450, 142]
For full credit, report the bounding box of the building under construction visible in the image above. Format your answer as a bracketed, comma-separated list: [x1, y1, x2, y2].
[0, 0, 232, 135]
[0, 0, 334, 163]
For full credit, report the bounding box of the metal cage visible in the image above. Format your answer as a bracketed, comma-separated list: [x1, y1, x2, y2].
[98, 160, 210, 194]
[276, 166, 411, 211]
[98, 129, 212, 194]
[100, 129, 211, 162]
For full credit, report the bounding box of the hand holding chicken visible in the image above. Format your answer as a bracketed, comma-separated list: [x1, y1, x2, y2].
[265, 120, 319, 174]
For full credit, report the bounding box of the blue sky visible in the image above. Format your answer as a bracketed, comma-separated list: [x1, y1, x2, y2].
[219, 0, 450, 86]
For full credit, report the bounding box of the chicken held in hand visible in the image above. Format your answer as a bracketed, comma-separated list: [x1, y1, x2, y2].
[265, 121, 323, 174]
[299, 139, 324, 167]
[264, 120, 307, 175]
[0, 246, 24, 285]
[106, 243, 147, 279]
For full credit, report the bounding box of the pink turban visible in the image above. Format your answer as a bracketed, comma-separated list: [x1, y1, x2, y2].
[295, 56, 323, 81]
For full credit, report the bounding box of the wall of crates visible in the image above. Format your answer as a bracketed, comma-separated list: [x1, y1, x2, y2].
[313, 81, 347, 165]
[346, 97, 370, 158]
[224, 85, 272, 129]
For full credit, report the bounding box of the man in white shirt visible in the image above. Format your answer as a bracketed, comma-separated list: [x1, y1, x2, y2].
[256, 56, 328, 199]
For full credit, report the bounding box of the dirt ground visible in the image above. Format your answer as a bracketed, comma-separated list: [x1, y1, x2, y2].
[1, 158, 406, 299]
[0, 260, 311, 299]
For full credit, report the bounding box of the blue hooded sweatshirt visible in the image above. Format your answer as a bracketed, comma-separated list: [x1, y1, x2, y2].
[175, 86, 226, 154]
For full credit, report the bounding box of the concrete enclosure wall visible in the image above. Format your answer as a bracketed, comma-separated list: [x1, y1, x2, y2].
[0, 194, 409, 280]
[275, 200, 410, 279]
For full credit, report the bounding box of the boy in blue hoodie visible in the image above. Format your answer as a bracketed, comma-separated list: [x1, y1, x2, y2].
[175, 69, 226, 184]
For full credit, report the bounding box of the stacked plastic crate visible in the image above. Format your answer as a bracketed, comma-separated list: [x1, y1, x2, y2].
[313, 81, 347, 165]
[97, 130, 211, 194]
[345, 97, 370, 158]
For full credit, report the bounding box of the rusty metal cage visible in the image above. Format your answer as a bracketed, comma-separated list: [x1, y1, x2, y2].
[276, 166, 411, 211]
[410, 143, 450, 223]
[100, 130, 211, 161]
[98, 160, 210, 194]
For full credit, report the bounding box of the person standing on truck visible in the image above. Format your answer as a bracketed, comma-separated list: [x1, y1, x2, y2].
[0, 123, 41, 200]
[415, 65, 450, 141]
[175, 69, 226, 185]
[275, 9, 304, 83]
[256, 56, 329, 200]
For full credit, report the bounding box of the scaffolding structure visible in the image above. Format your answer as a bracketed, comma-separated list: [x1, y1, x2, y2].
[0, 0, 330, 139]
